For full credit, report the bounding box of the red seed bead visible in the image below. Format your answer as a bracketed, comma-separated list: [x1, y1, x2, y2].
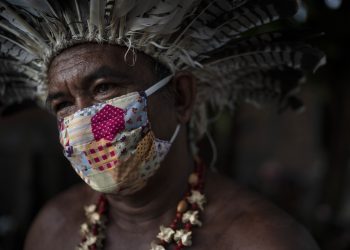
[175, 242, 184, 250]
[176, 212, 182, 219]
[185, 223, 192, 230]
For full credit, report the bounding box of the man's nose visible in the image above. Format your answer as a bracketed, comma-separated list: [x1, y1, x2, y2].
[75, 96, 95, 110]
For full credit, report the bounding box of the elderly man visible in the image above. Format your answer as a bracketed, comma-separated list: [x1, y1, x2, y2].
[0, 0, 324, 249]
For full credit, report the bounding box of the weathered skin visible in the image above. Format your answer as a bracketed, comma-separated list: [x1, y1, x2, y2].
[24, 43, 320, 250]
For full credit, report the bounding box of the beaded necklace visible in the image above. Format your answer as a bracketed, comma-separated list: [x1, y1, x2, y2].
[76, 159, 206, 250]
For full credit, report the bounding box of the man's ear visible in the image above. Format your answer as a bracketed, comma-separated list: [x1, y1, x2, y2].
[171, 71, 197, 124]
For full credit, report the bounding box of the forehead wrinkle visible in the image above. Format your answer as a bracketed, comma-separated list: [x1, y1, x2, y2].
[48, 57, 91, 90]
[48, 43, 157, 91]
[47, 77, 71, 96]
[58, 59, 89, 76]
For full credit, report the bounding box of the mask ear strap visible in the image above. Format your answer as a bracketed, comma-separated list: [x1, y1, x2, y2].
[145, 75, 173, 97]
[170, 124, 181, 144]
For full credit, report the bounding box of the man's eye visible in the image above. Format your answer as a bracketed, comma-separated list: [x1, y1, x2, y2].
[94, 83, 113, 94]
[55, 102, 72, 113]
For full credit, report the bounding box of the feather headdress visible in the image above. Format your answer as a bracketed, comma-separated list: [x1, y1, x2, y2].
[0, 0, 325, 141]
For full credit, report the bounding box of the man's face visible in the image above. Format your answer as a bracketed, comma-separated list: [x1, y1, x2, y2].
[47, 43, 177, 140]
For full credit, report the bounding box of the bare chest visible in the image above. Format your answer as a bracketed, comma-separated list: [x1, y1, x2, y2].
[101, 219, 233, 250]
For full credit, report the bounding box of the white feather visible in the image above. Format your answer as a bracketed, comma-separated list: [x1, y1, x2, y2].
[5, 0, 58, 17]
[128, 0, 161, 18]
[0, 21, 38, 50]
[127, 0, 192, 34]
[0, 2, 48, 50]
[127, 11, 178, 32]
[109, 0, 136, 40]
[89, 0, 106, 39]
[62, 11, 77, 38]
[0, 37, 36, 63]
[0, 58, 39, 80]
[112, 0, 136, 19]
[148, 0, 182, 15]
[152, 0, 195, 34]
[169, 1, 215, 52]
[0, 33, 38, 57]
[74, 0, 84, 36]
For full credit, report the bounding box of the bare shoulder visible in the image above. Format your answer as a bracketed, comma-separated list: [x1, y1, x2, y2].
[204, 172, 320, 250]
[24, 184, 96, 250]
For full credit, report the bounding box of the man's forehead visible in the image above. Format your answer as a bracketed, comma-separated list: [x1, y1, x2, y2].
[50, 44, 130, 72]
[46, 43, 159, 95]
[48, 43, 154, 81]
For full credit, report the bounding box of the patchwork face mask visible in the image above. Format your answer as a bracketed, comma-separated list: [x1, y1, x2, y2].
[58, 75, 180, 195]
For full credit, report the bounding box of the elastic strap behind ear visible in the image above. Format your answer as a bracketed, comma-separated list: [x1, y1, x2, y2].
[145, 75, 173, 97]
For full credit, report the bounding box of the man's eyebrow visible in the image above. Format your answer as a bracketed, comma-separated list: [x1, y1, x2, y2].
[82, 66, 131, 84]
[46, 92, 65, 103]
[46, 66, 132, 104]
